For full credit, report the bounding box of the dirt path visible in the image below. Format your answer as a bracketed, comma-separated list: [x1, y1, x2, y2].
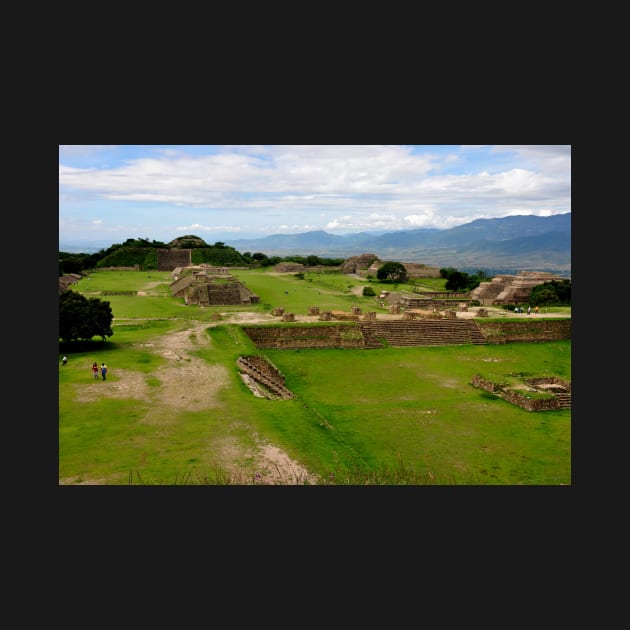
[71, 314, 319, 485]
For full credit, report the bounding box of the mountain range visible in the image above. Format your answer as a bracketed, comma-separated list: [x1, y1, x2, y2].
[223, 213, 571, 276]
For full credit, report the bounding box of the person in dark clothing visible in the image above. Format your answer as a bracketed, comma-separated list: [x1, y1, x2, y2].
[101, 363, 108, 381]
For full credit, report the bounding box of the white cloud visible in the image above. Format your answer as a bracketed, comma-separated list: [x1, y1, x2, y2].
[59, 145, 571, 242]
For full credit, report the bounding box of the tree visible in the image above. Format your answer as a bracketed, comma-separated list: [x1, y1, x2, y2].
[445, 271, 467, 291]
[377, 262, 407, 282]
[529, 280, 571, 306]
[59, 290, 114, 343]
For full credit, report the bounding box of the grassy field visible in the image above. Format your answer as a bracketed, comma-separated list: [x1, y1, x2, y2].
[59, 269, 571, 485]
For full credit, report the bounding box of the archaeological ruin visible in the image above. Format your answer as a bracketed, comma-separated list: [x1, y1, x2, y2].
[169, 265, 259, 306]
[469, 271, 565, 306]
[157, 248, 192, 271]
[471, 374, 571, 411]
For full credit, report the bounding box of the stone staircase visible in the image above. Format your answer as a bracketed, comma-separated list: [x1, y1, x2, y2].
[236, 356, 295, 399]
[552, 392, 571, 409]
[358, 319, 487, 348]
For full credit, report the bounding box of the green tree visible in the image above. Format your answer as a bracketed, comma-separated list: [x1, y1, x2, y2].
[529, 280, 571, 306]
[445, 271, 468, 291]
[377, 262, 407, 282]
[59, 290, 114, 343]
[362, 286, 376, 296]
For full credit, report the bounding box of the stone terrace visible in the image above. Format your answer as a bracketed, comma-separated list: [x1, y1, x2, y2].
[359, 319, 488, 348]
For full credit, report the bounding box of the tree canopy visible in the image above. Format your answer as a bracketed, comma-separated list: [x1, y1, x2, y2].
[59, 290, 114, 343]
[377, 262, 407, 282]
[529, 280, 571, 306]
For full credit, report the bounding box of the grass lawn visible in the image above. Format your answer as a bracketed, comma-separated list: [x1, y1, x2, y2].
[59, 270, 571, 485]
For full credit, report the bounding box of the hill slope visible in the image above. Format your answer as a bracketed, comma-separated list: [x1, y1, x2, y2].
[225, 213, 571, 275]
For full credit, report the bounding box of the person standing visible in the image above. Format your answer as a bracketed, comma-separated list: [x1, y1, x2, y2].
[101, 363, 108, 381]
[92, 362, 99, 379]
[62, 355, 68, 366]
[527, 305, 531, 316]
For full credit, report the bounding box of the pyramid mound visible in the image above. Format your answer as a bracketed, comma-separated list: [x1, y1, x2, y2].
[167, 235, 209, 248]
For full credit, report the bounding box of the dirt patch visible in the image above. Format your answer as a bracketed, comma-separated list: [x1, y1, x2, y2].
[74, 316, 319, 484]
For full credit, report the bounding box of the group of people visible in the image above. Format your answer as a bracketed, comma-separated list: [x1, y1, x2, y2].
[61, 356, 108, 380]
[92, 361, 108, 380]
[514, 306, 540, 315]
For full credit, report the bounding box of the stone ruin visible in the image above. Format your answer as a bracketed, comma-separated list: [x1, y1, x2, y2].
[471, 374, 571, 412]
[274, 262, 306, 273]
[469, 271, 566, 306]
[340, 253, 380, 274]
[170, 272, 259, 306]
[157, 248, 192, 271]
[236, 355, 294, 399]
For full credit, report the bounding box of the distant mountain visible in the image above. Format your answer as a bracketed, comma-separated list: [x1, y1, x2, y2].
[224, 213, 571, 276]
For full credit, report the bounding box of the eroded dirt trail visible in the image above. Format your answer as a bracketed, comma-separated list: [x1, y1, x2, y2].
[70, 317, 319, 485]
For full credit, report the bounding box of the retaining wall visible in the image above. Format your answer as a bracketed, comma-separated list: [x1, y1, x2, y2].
[476, 319, 571, 343]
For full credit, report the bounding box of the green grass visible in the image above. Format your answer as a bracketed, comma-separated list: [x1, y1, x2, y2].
[59, 270, 571, 485]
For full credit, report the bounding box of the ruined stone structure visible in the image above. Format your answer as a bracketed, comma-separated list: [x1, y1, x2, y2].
[157, 249, 192, 272]
[242, 324, 365, 349]
[186, 281, 259, 306]
[471, 375, 571, 411]
[170, 274, 259, 306]
[340, 253, 380, 274]
[470, 271, 565, 306]
[475, 319, 571, 344]
[236, 356, 294, 399]
[58, 273, 81, 293]
[359, 319, 488, 348]
[240, 318, 570, 350]
[400, 262, 442, 279]
[274, 262, 305, 273]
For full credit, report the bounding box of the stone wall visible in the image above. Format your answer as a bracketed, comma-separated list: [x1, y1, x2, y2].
[241, 318, 570, 350]
[241, 324, 366, 349]
[157, 249, 192, 271]
[471, 374, 571, 411]
[476, 319, 571, 344]
[179, 279, 259, 305]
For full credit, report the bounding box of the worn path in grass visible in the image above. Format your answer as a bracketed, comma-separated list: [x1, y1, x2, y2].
[64, 305, 566, 485]
[71, 311, 320, 485]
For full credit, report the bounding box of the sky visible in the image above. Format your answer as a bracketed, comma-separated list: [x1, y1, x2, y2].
[59, 145, 571, 247]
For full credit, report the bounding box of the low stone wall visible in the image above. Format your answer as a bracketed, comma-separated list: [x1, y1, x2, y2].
[241, 324, 365, 349]
[240, 319, 570, 350]
[471, 374, 571, 411]
[476, 319, 571, 343]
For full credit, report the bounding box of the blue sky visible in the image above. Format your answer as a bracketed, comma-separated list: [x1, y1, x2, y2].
[59, 145, 571, 247]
